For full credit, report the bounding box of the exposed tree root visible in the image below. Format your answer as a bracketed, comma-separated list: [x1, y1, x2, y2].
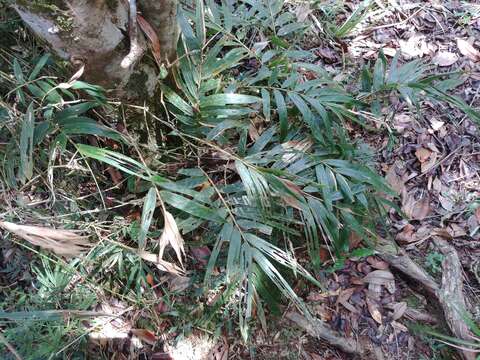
[432, 237, 477, 360]
[380, 246, 439, 295]
[379, 238, 477, 360]
[121, 0, 146, 69]
[286, 312, 363, 355]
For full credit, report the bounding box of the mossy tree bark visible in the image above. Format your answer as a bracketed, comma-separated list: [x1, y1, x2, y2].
[13, 0, 179, 96]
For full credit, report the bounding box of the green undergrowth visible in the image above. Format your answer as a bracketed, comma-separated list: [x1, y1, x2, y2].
[1, 0, 479, 358]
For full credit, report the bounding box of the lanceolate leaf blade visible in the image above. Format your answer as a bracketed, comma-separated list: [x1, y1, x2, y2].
[19, 103, 35, 181]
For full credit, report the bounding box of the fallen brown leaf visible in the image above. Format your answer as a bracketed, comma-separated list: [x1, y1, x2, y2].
[396, 223, 416, 244]
[415, 147, 432, 163]
[402, 192, 430, 220]
[130, 329, 157, 345]
[385, 164, 406, 195]
[106, 166, 123, 185]
[337, 288, 358, 313]
[146, 273, 154, 286]
[447, 223, 467, 238]
[138, 15, 162, 66]
[191, 246, 211, 266]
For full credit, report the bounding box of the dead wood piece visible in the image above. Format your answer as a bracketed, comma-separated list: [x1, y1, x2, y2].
[286, 312, 362, 355]
[433, 237, 477, 360]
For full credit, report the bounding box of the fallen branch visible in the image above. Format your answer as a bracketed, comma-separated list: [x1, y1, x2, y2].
[286, 312, 363, 355]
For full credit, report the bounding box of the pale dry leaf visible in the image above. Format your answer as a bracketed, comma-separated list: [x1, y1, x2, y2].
[439, 195, 454, 212]
[57, 65, 85, 89]
[393, 113, 412, 133]
[383, 47, 397, 57]
[457, 38, 480, 61]
[366, 298, 383, 324]
[402, 192, 430, 220]
[363, 270, 394, 286]
[159, 211, 185, 267]
[432, 51, 459, 67]
[295, 3, 311, 22]
[137, 250, 184, 275]
[0, 221, 89, 256]
[400, 35, 430, 59]
[391, 302, 407, 321]
[391, 321, 408, 332]
[430, 118, 445, 131]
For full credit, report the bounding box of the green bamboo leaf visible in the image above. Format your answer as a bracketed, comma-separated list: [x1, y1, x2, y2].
[195, 0, 206, 45]
[20, 103, 34, 181]
[206, 119, 246, 140]
[277, 22, 307, 36]
[55, 102, 99, 121]
[288, 92, 312, 125]
[138, 187, 157, 250]
[200, 94, 261, 107]
[13, 58, 24, 83]
[261, 88, 270, 122]
[273, 89, 288, 141]
[77, 144, 151, 180]
[226, 227, 241, 281]
[336, 174, 354, 202]
[315, 164, 333, 211]
[28, 53, 50, 80]
[161, 84, 194, 116]
[59, 117, 123, 141]
[159, 191, 225, 223]
[372, 50, 387, 90]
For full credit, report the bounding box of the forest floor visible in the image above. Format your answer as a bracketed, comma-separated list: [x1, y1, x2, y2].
[1, 1, 480, 360]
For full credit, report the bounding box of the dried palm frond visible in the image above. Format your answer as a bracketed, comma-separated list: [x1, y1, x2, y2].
[0, 221, 90, 257]
[137, 250, 185, 276]
[159, 211, 185, 268]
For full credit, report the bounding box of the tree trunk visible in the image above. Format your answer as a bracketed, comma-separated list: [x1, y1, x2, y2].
[13, 0, 178, 96]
